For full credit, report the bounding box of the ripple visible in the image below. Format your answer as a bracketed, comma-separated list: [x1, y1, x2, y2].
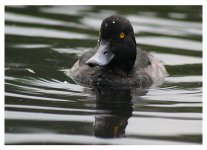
[136, 36, 202, 51]
[5, 12, 87, 29]
[6, 76, 86, 93]
[5, 104, 100, 114]
[13, 44, 51, 49]
[165, 76, 202, 83]
[128, 15, 201, 30]
[40, 6, 93, 16]
[151, 52, 202, 65]
[5, 111, 94, 122]
[126, 117, 202, 136]
[143, 87, 202, 102]
[5, 133, 191, 145]
[133, 111, 201, 120]
[5, 25, 92, 39]
[5, 76, 93, 104]
[52, 47, 87, 56]
[5, 92, 70, 102]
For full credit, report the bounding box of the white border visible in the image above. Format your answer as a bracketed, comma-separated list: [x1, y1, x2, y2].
[1, 0, 206, 150]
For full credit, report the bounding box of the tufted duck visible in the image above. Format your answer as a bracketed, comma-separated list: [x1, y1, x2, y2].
[68, 15, 167, 88]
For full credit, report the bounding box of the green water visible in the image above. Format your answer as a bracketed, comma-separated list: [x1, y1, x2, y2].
[5, 6, 202, 144]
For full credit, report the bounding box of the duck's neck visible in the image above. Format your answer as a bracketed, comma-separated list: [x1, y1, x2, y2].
[106, 55, 136, 73]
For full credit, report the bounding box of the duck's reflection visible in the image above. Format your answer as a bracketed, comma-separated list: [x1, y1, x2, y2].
[92, 87, 147, 138]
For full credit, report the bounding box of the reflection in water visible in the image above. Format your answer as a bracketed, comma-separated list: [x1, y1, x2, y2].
[93, 87, 146, 138]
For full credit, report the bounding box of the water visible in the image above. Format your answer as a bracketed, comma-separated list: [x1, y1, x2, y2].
[5, 6, 202, 145]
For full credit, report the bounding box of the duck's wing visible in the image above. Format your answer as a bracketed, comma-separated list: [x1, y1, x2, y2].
[135, 47, 151, 69]
[79, 48, 97, 66]
[68, 47, 99, 84]
[135, 48, 167, 87]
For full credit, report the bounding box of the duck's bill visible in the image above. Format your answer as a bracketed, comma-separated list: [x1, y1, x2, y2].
[86, 42, 115, 67]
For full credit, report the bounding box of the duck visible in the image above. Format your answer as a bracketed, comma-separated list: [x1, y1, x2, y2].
[68, 15, 167, 88]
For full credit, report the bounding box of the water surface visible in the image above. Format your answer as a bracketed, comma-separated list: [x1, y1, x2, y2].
[5, 6, 202, 145]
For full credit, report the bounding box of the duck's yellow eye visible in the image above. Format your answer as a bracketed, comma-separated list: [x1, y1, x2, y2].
[119, 32, 125, 39]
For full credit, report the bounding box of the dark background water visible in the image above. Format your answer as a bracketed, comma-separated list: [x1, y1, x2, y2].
[5, 5, 202, 144]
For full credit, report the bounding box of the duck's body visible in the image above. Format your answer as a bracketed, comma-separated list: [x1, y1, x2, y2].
[69, 15, 167, 88]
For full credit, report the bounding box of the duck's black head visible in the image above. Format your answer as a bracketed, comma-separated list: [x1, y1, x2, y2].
[86, 15, 137, 72]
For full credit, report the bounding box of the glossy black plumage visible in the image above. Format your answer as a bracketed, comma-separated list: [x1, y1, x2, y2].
[69, 15, 167, 88]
